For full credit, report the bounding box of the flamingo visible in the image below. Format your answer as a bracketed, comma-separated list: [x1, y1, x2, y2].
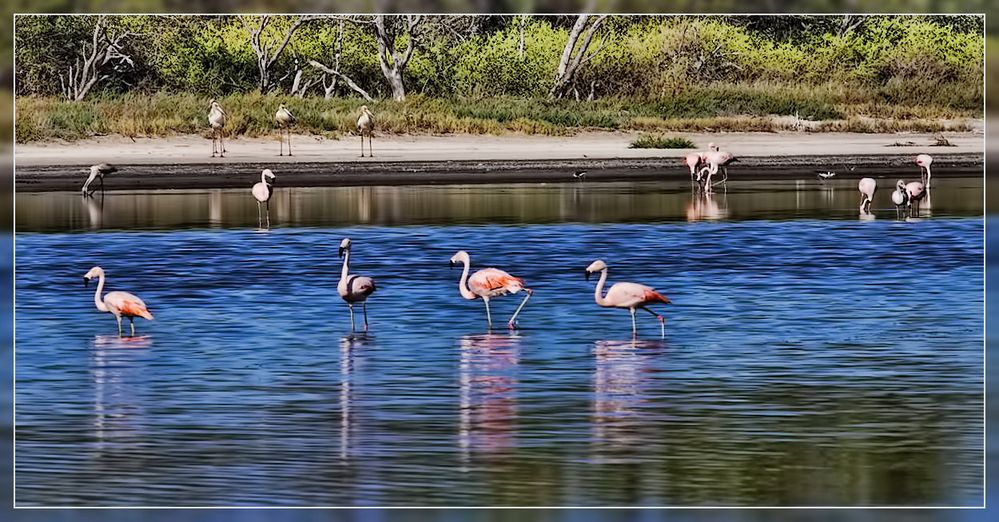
[683, 142, 718, 181]
[916, 154, 933, 188]
[584, 260, 670, 338]
[275, 103, 295, 156]
[209, 100, 227, 157]
[858, 177, 876, 213]
[338, 238, 376, 331]
[83, 266, 153, 337]
[357, 105, 374, 157]
[891, 179, 909, 219]
[251, 169, 276, 228]
[698, 147, 737, 191]
[449, 250, 533, 329]
[905, 181, 926, 217]
[81, 163, 117, 196]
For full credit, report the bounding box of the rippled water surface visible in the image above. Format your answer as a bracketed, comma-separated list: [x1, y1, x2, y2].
[14, 178, 984, 506]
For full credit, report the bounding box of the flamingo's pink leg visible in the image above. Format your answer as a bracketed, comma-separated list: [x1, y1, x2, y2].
[508, 289, 533, 328]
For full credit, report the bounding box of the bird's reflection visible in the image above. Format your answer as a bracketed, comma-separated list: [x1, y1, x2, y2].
[591, 338, 664, 461]
[83, 192, 104, 230]
[89, 335, 151, 456]
[686, 189, 728, 222]
[859, 209, 876, 221]
[339, 333, 371, 462]
[208, 189, 223, 227]
[457, 332, 521, 467]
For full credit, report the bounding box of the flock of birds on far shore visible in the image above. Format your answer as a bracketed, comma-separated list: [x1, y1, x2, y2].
[77, 100, 939, 339]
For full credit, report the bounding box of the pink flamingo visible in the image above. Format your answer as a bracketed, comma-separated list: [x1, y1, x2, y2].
[683, 142, 718, 181]
[208, 100, 227, 157]
[858, 177, 876, 213]
[251, 169, 276, 228]
[891, 179, 909, 218]
[449, 250, 533, 329]
[83, 266, 154, 336]
[585, 259, 670, 338]
[905, 180, 926, 217]
[338, 238, 376, 331]
[81, 163, 117, 196]
[698, 147, 737, 190]
[916, 154, 933, 188]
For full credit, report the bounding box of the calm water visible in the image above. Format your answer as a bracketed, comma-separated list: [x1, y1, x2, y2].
[14, 178, 984, 507]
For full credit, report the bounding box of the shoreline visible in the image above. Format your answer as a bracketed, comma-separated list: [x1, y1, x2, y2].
[14, 131, 985, 192]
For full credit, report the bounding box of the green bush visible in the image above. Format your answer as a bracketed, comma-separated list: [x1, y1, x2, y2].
[629, 134, 696, 149]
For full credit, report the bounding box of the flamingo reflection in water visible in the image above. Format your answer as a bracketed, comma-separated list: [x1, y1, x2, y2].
[685, 189, 728, 222]
[339, 333, 371, 462]
[90, 335, 152, 455]
[458, 333, 521, 467]
[592, 338, 664, 461]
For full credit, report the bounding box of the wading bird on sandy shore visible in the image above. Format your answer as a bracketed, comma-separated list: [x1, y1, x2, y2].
[83, 266, 153, 337]
[81, 163, 117, 196]
[891, 179, 909, 218]
[209, 100, 227, 157]
[251, 169, 276, 228]
[584, 259, 670, 338]
[275, 103, 295, 156]
[357, 105, 375, 157]
[916, 154, 933, 188]
[905, 180, 926, 217]
[450, 250, 533, 329]
[858, 177, 877, 213]
[338, 238, 377, 331]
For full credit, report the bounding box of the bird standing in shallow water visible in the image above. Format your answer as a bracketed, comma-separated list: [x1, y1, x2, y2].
[891, 179, 909, 219]
[82, 163, 117, 196]
[83, 266, 153, 336]
[858, 177, 876, 213]
[584, 259, 670, 338]
[450, 250, 533, 329]
[208, 100, 227, 157]
[338, 238, 377, 331]
[251, 169, 276, 228]
[357, 105, 375, 157]
[275, 103, 295, 156]
[916, 154, 933, 189]
[905, 181, 926, 217]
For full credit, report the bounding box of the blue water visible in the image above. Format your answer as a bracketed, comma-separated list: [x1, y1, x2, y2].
[14, 184, 984, 507]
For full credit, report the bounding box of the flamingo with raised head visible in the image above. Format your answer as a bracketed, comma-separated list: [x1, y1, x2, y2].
[916, 154, 933, 188]
[83, 266, 153, 336]
[584, 259, 670, 338]
[251, 169, 276, 228]
[905, 181, 926, 217]
[891, 179, 909, 219]
[858, 177, 876, 213]
[357, 105, 375, 157]
[275, 103, 295, 156]
[82, 163, 117, 196]
[450, 250, 533, 329]
[338, 238, 376, 331]
[209, 100, 227, 157]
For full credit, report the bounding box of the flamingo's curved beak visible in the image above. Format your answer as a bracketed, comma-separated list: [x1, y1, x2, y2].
[83, 277, 89, 287]
[584, 270, 591, 281]
[449, 260, 455, 270]
[338, 246, 345, 258]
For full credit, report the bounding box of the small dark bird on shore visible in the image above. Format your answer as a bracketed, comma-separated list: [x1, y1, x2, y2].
[573, 170, 587, 180]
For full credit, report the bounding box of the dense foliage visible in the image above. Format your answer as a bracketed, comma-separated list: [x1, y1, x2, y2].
[15, 14, 983, 110]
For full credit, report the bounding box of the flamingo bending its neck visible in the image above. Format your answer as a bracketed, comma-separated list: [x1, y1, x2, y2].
[905, 180, 926, 218]
[251, 169, 276, 228]
[916, 154, 933, 189]
[585, 259, 670, 338]
[338, 238, 376, 331]
[697, 146, 737, 191]
[82, 163, 117, 196]
[83, 266, 153, 336]
[858, 177, 876, 213]
[450, 250, 533, 329]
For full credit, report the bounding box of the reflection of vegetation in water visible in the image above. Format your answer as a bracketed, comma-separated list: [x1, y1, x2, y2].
[14, 179, 985, 232]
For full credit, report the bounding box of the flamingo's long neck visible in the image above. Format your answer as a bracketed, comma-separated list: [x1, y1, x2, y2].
[93, 273, 109, 312]
[456, 258, 476, 300]
[592, 268, 609, 307]
[261, 172, 268, 185]
[341, 248, 351, 280]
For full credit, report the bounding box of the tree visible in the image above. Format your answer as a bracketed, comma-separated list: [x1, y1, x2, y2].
[60, 15, 137, 101]
[239, 15, 316, 93]
[371, 15, 424, 101]
[549, 14, 609, 99]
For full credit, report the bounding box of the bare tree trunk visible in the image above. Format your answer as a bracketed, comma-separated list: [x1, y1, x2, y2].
[518, 16, 526, 59]
[240, 15, 315, 93]
[61, 16, 137, 101]
[549, 15, 609, 99]
[309, 60, 374, 101]
[372, 15, 424, 101]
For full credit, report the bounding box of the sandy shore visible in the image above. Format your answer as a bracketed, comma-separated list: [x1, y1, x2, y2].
[14, 131, 984, 191]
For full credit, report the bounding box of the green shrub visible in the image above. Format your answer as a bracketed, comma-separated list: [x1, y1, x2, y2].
[629, 134, 695, 149]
